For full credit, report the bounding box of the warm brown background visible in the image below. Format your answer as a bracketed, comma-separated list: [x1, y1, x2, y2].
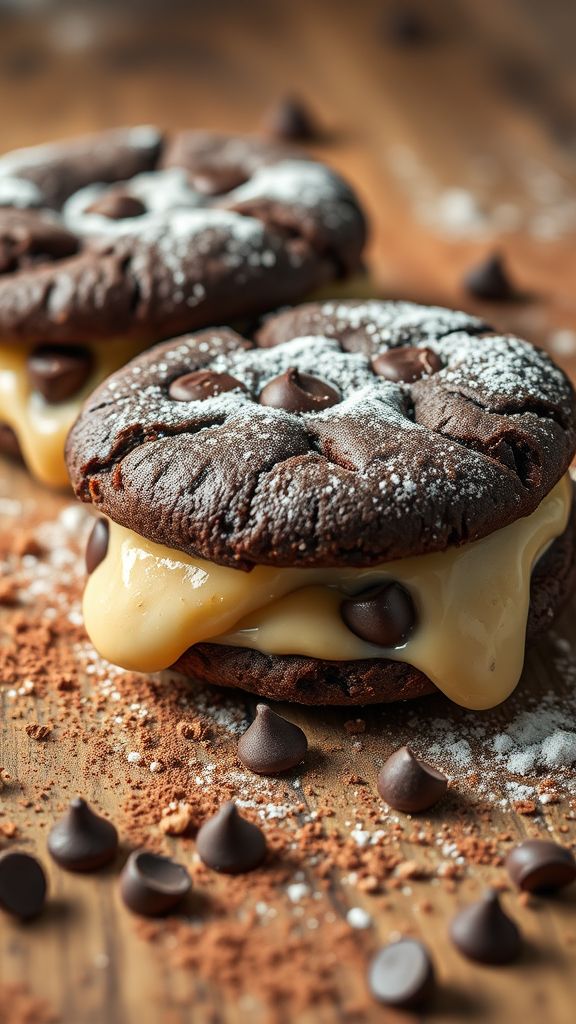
[1, 1, 576, 1022]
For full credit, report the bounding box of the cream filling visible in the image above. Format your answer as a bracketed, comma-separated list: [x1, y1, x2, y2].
[0, 338, 147, 486]
[83, 474, 572, 709]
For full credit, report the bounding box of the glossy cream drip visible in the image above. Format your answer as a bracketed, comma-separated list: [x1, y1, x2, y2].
[83, 474, 572, 709]
[0, 338, 146, 486]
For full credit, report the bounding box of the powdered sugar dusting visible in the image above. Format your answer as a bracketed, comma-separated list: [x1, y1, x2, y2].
[317, 299, 485, 345]
[0, 176, 44, 208]
[62, 168, 205, 235]
[226, 159, 358, 226]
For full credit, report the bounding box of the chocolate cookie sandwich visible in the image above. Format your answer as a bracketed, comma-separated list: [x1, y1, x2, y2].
[66, 300, 576, 708]
[0, 128, 365, 486]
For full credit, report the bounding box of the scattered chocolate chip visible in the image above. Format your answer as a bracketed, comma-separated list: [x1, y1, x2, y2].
[27, 344, 94, 403]
[0, 850, 47, 920]
[191, 167, 248, 196]
[385, 7, 432, 46]
[120, 849, 191, 916]
[262, 96, 319, 141]
[238, 704, 308, 774]
[48, 797, 118, 872]
[168, 370, 246, 402]
[85, 192, 147, 220]
[450, 890, 522, 964]
[86, 518, 109, 575]
[196, 801, 267, 874]
[377, 745, 447, 813]
[259, 367, 340, 413]
[341, 582, 416, 647]
[372, 346, 442, 383]
[368, 939, 435, 1008]
[463, 253, 515, 301]
[506, 840, 576, 893]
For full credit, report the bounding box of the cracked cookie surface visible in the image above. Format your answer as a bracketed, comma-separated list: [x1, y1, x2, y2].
[66, 300, 576, 569]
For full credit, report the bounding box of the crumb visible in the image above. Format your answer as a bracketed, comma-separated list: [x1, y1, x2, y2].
[25, 723, 53, 741]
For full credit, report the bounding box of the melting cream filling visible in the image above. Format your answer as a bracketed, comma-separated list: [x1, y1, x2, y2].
[83, 474, 572, 709]
[0, 338, 147, 486]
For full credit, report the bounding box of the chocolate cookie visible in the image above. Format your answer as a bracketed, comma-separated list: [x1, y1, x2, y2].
[67, 300, 576, 708]
[0, 128, 365, 486]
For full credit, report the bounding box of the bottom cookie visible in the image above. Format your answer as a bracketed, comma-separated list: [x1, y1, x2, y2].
[172, 490, 576, 705]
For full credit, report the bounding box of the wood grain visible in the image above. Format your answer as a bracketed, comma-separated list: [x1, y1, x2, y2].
[1, 1, 576, 1021]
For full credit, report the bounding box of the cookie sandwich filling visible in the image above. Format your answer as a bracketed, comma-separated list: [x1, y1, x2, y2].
[83, 472, 572, 710]
[0, 338, 147, 486]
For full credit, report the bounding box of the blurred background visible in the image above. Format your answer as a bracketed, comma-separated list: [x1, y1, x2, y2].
[0, 0, 575, 368]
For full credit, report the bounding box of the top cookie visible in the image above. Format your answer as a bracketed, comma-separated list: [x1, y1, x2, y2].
[0, 128, 365, 344]
[66, 300, 576, 569]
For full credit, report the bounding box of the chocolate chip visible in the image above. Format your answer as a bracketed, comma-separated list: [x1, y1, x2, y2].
[48, 797, 118, 872]
[385, 8, 432, 46]
[85, 192, 147, 220]
[237, 704, 308, 775]
[27, 344, 93, 403]
[0, 209, 79, 274]
[196, 801, 267, 874]
[0, 850, 47, 920]
[259, 367, 339, 413]
[262, 96, 319, 141]
[341, 582, 416, 647]
[120, 849, 191, 916]
[464, 253, 515, 301]
[191, 167, 248, 196]
[0, 422, 22, 460]
[86, 518, 109, 575]
[377, 745, 447, 813]
[450, 890, 522, 964]
[372, 346, 442, 383]
[506, 840, 576, 893]
[368, 939, 436, 1008]
[169, 370, 246, 402]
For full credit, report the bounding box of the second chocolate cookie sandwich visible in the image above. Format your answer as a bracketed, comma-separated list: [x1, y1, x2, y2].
[0, 127, 365, 486]
[66, 300, 576, 708]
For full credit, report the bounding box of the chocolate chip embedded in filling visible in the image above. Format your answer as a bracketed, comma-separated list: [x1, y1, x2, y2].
[85, 192, 147, 220]
[258, 367, 340, 413]
[341, 582, 416, 647]
[0, 423, 22, 460]
[372, 346, 443, 384]
[27, 344, 94, 403]
[86, 518, 109, 575]
[168, 370, 247, 402]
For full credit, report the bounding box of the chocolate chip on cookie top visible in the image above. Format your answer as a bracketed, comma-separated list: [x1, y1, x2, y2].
[0, 129, 366, 344]
[66, 300, 576, 570]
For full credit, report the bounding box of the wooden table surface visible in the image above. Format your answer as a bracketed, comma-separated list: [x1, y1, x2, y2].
[1, 2, 576, 1022]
